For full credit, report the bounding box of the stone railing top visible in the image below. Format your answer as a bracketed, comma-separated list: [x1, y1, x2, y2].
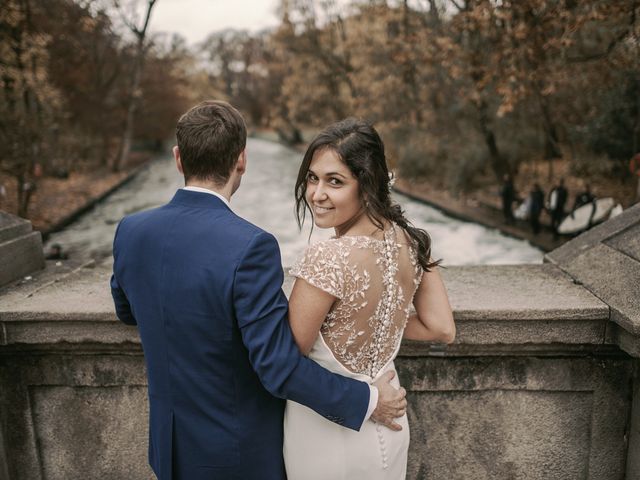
[546, 202, 640, 335]
[0, 211, 34, 243]
[0, 258, 613, 352]
[0, 211, 45, 288]
[0, 262, 606, 323]
[439, 264, 605, 321]
[0, 260, 116, 322]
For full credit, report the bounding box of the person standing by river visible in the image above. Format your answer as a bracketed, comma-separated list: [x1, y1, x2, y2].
[500, 174, 517, 225]
[548, 178, 568, 238]
[528, 183, 545, 235]
[571, 183, 595, 213]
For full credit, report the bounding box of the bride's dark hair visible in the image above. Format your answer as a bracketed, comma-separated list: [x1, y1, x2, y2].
[294, 117, 439, 271]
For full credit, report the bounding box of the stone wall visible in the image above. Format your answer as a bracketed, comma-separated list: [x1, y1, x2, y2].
[0, 212, 44, 288]
[399, 353, 631, 479]
[1, 204, 638, 479]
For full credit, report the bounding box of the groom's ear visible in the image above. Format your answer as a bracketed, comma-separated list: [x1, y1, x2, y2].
[236, 150, 246, 175]
[173, 146, 184, 175]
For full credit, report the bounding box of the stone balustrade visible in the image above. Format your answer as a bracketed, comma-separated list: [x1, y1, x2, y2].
[0, 212, 44, 288]
[1, 204, 638, 479]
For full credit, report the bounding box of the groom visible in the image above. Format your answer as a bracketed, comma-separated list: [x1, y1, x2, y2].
[111, 101, 407, 480]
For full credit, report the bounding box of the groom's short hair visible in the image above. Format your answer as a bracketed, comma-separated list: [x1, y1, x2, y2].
[176, 100, 247, 185]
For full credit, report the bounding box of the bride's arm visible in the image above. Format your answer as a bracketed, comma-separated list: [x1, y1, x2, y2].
[403, 266, 455, 343]
[288, 279, 336, 355]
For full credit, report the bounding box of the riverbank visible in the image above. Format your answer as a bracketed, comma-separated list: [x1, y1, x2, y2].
[0, 153, 152, 237]
[393, 178, 566, 253]
[393, 156, 636, 253]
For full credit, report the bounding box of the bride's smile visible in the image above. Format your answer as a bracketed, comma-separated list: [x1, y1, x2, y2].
[305, 148, 363, 232]
[312, 204, 333, 214]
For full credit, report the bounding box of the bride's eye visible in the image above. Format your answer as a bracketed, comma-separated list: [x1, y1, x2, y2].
[328, 178, 343, 186]
[307, 173, 319, 183]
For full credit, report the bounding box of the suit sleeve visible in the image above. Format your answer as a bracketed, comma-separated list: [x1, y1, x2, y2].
[233, 231, 370, 431]
[110, 220, 137, 326]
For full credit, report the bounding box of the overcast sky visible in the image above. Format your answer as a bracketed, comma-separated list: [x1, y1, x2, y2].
[149, 0, 281, 45]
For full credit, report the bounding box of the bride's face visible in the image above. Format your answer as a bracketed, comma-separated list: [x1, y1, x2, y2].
[305, 148, 361, 230]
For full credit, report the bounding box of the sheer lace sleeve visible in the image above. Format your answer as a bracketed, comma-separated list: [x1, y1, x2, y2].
[290, 241, 345, 299]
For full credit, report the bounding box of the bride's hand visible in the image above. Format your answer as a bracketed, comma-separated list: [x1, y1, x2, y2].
[371, 371, 407, 431]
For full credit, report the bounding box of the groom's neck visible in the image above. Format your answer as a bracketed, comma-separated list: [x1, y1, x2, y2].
[185, 178, 234, 202]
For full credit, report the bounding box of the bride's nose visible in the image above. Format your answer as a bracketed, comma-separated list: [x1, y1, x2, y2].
[311, 184, 328, 201]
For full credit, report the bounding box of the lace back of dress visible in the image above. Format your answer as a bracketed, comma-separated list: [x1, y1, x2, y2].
[320, 225, 422, 378]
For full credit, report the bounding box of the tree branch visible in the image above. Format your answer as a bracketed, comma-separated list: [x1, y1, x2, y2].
[567, 5, 636, 63]
[449, 0, 466, 13]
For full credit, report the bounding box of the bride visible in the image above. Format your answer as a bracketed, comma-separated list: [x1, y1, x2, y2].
[284, 118, 455, 479]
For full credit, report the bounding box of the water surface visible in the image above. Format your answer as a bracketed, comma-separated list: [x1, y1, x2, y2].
[45, 138, 542, 266]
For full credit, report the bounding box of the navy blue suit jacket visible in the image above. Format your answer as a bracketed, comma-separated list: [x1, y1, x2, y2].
[111, 189, 369, 480]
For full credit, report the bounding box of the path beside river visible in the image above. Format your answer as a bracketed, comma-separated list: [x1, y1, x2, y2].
[0, 153, 152, 235]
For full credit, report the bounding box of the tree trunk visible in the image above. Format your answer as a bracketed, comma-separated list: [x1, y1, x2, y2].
[633, 69, 640, 156]
[539, 100, 561, 157]
[112, 0, 157, 172]
[477, 101, 508, 182]
[16, 175, 25, 218]
[100, 131, 111, 167]
[402, 0, 421, 124]
[16, 173, 33, 219]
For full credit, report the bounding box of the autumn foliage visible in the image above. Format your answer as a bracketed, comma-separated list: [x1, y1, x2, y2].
[1, 0, 639, 220]
[262, 0, 639, 192]
[206, 0, 637, 194]
[0, 0, 190, 218]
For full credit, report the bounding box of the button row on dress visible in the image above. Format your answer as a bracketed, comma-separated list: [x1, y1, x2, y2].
[376, 426, 388, 469]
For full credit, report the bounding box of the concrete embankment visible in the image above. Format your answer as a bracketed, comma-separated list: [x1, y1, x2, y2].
[41, 160, 153, 241]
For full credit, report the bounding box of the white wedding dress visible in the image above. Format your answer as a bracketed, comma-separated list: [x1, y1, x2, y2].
[284, 224, 423, 480]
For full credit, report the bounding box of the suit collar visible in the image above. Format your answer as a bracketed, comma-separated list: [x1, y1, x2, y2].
[169, 189, 233, 212]
[182, 186, 231, 208]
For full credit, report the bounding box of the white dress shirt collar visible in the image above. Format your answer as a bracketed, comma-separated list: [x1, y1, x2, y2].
[182, 186, 232, 210]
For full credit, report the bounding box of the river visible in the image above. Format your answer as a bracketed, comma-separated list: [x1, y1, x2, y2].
[44, 138, 542, 266]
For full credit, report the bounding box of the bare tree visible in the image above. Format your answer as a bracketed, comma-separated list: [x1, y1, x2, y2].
[112, 0, 157, 172]
[0, 0, 61, 217]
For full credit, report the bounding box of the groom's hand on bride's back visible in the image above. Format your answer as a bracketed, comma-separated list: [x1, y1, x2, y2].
[371, 371, 407, 431]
